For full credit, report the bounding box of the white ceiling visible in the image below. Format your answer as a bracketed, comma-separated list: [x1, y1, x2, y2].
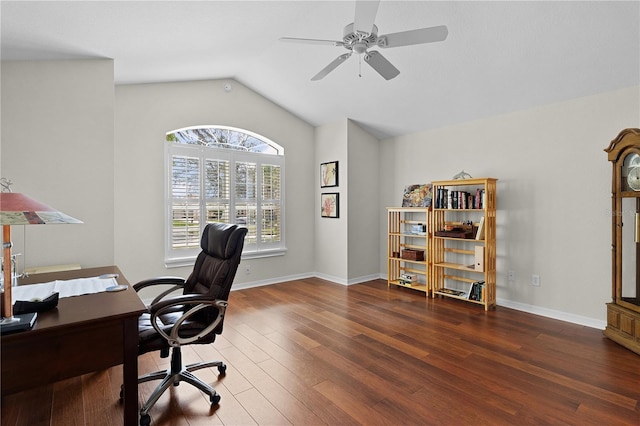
[2, 1, 639, 138]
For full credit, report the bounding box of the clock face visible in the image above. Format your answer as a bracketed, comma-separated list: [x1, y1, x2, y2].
[628, 167, 640, 191]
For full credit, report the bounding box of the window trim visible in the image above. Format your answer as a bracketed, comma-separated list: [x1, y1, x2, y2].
[164, 127, 285, 267]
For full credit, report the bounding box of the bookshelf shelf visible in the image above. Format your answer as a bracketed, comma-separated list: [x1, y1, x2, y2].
[433, 289, 485, 305]
[435, 236, 484, 242]
[433, 262, 482, 273]
[390, 281, 429, 292]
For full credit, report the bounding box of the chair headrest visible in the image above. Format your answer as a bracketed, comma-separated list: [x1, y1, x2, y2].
[201, 223, 240, 259]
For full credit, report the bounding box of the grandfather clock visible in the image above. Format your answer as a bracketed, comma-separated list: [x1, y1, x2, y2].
[604, 128, 640, 354]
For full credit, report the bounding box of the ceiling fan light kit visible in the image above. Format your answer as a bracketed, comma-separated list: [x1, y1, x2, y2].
[280, 0, 448, 81]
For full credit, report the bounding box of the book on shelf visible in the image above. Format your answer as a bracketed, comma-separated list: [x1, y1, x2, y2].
[468, 282, 476, 300]
[468, 280, 485, 301]
[474, 188, 486, 209]
[435, 188, 485, 210]
[437, 287, 466, 296]
[410, 224, 427, 235]
[475, 216, 485, 240]
[464, 281, 474, 299]
[437, 282, 485, 300]
[398, 273, 419, 286]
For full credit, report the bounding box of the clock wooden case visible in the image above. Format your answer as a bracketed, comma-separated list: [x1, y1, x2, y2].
[604, 128, 640, 355]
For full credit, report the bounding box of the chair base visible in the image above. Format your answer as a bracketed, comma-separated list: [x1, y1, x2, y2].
[127, 347, 226, 426]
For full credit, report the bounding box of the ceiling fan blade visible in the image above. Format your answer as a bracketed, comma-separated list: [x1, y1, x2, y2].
[377, 25, 448, 48]
[280, 37, 344, 47]
[353, 0, 380, 35]
[364, 50, 400, 80]
[311, 53, 352, 81]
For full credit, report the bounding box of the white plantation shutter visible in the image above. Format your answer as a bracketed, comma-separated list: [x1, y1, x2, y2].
[261, 164, 281, 244]
[171, 155, 200, 250]
[235, 161, 257, 246]
[205, 159, 230, 224]
[165, 127, 285, 266]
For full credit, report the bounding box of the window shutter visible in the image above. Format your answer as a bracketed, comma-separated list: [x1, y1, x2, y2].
[171, 155, 201, 250]
[166, 126, 285, 265]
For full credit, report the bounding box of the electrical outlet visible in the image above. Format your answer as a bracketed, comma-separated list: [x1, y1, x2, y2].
[508, 270, 515, 283]
[531, 274, 540, 287]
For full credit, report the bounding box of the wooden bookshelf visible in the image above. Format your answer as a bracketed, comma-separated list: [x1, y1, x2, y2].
[431, 178, 497, 310]
[387, 207, 430, 294]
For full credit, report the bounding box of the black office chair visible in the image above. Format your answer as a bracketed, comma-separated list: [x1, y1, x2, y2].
[128, 223, 247, 426]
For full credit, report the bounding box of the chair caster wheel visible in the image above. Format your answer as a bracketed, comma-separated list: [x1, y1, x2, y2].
[210, 393, 221, 405]
[140, 413, 151, 426]
[218, 363, 227, 375]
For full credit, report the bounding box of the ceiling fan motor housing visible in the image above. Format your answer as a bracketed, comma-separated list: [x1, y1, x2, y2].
[343, 23, 378, 53]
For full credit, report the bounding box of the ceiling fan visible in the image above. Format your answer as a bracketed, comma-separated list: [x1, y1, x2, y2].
[280, 0, 448, 81]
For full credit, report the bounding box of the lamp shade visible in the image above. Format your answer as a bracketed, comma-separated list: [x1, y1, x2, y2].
[0, 192, 82, 323]
[0, 193, 83, 225]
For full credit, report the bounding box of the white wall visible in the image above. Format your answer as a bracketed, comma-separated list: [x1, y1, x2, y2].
[379, 139, 397, 271]
[3, 58, 638, 329]
[114, 79, 316, 284]
[2, 62, 317, 290]
[1, 60, 115, 270]
[384, 86, 640, 327]
[314, 120, 348, 282]
[314, 119, 382, 284]
[347, 120, 380, 282]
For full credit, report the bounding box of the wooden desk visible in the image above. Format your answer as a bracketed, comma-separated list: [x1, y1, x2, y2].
[1, 266, 146, 426]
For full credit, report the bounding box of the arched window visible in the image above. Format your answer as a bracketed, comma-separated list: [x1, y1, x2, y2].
[165, 126, 285, 266]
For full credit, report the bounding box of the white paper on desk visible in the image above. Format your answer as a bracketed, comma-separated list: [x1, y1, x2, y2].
[12, 277, 119, 303]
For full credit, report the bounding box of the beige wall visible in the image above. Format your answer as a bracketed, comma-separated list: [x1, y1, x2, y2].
[3, 58, 639, 328]
[347, 120, 380, 282]
[313, 119, 382, 284]
[314, 120, 348, 282]
[382, 86, 640, 327]
[1, 64, 317, 287]
[1, 59, 115, 270]
[114, 80, 316, 284]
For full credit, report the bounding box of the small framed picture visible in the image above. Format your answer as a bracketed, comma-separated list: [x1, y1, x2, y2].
[320, 161, 339, 187]
[321, 193, 339, 218]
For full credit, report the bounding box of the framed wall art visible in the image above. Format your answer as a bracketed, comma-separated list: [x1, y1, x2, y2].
[321, 193, 339, 218]
[320, 161, 338, 187]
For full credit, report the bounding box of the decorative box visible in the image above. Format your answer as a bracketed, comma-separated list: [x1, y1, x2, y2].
[401, 249, 425, 261]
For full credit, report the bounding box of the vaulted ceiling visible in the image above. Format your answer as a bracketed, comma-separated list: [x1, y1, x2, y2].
[2, 1, 638, 138]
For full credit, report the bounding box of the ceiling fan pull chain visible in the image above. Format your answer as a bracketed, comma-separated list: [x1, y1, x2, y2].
[359, 55, 362, 77]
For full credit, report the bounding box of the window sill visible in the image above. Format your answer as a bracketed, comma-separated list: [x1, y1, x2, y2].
[165, 248, 287, 268]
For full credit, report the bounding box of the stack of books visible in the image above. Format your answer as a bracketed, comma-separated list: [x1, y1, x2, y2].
[435, 188, 486, 209]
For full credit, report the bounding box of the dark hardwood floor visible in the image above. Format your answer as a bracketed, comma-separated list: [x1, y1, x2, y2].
[2, 278, 640, 425]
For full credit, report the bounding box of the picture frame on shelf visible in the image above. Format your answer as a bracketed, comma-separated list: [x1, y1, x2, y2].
[320, 161, 338, 187]
[401, 184, 432, 207]
[321, 193, 339, 218]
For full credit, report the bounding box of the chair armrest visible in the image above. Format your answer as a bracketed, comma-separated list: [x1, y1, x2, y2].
[133, 276, 186, 305]
[148, 293, 214, 314]
[149, 295, 228, 347]
[133, 276, 186, 291]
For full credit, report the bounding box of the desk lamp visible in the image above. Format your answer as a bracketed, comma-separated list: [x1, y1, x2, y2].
[0, 188, 82, 328]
